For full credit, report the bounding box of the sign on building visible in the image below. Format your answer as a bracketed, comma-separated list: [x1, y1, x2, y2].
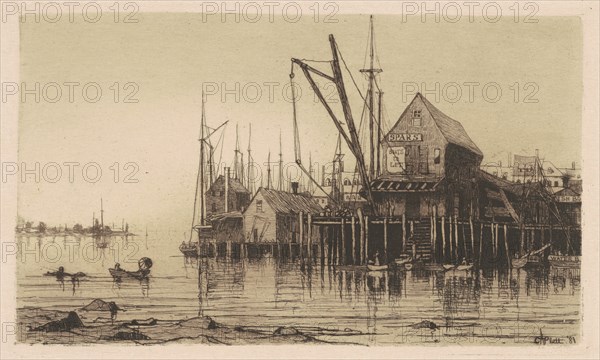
[388, 133, 423, 142]
[387, 147, 406, 173]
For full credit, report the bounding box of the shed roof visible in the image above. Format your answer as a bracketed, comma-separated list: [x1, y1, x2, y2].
[256, 188, 322, 214]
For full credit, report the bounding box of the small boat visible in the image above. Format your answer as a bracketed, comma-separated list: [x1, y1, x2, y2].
[512, 244, 552, 269]
[367, 264, 388, 271]
[109, 268, 150, 280]
[109, 257, 152, 280]
[394, 255, 412, 266]
[443, 263, 473, 272]
[548, 254, 580, 268]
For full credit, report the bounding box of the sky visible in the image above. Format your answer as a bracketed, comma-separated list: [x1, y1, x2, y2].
[17, 13, 582, 231]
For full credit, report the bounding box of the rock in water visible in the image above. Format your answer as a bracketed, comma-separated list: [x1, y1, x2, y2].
[31, 311, 83, 332]
[81, 299, 121, 312]
[273, 326, 300, 336]
[179, 316, 217, 330]
[411, 320, 438, 330]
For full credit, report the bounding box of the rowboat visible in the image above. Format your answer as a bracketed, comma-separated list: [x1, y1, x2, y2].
[548, 255, 580, 268]
[443, 264, 473, 272]
[367, 264, 388, 271]
[394, 255, 412, 266]
[512, 244, 552, 269]
[109, 268, 150, 280]
[109, 257, 152, 280]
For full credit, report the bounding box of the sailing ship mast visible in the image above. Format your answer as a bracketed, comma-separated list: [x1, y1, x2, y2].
[247, 124, 254, 194]
[278, 130, 284, 191]
[267, 150, 272, 189]
[360, 15, 383, 180]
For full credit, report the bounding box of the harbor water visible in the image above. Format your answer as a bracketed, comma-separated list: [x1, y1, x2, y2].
[16, 232, 581, 345]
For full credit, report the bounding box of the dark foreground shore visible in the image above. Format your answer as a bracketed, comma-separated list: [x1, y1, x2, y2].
[16, 304, 365, 345]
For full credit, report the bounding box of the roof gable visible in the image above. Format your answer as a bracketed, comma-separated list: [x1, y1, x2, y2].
[389, 93, 483, 157]
[207, 175, 250, 194]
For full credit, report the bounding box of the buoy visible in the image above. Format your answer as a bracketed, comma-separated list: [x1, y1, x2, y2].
[138, 257, 153, 270]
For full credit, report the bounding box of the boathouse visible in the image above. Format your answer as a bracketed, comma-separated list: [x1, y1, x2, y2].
[372, 93, 483, 219]
[243, 184, 322, 244]
[205, 170, 251, 219]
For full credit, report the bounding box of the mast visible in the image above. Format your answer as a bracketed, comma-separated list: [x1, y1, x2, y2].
[100, 198, 104, 231]
[377, 91, 383, 176]
[199, 93, 206, 225]
[267, 151, 272, 189]
[308, 152, 314, 194]
[234, 123, 240, 180]
[278, 130, 283, 191]
[360, 15, 382, 181]
[247, 124, 253, 194]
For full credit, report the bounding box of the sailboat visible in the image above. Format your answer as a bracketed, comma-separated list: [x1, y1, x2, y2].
[179, 94, 227, 258]
[512, 243, 551, 269]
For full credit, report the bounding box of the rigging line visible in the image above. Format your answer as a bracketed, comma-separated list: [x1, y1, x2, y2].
[337, 43, 410, 177]
[299, 58, 333, 63]
[290, 62, 339, 206]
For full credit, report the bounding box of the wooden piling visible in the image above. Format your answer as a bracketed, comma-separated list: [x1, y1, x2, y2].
[469, 216, 474, 260]
[454, 216, 459, 260]
[519, 223, 525, 256]
[307, 213, 312, 258]
[402, 214, 406, 254]
[503, 224, 511, 268]
[449, 216, 454, 262]
[298, 211, 304, 256]
[491, 222, 496, 258]
[365, 216, 370, 263]
[340, 218, 345, 265]
[495, 223, 499, 259]
[358, 209, 365, 264]
[319, 226, 325, 262]
[441, 216, 446, 261]
[433, 207, 438, 262]
[478, 222, 483, 265]
[351, 216, 356, 265]
[383, 217, 388, 264]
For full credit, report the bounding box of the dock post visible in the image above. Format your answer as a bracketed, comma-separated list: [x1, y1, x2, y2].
[449, 216, 454, 262]
[298, 211, 304, 257]
[358, 209, 365, 264]
[479, 222, 483, 265]
[307, 213, 313, 259]
[441, 216, 446, 262]
[351, 216, 356, 265]
[454, 216, 459, 260]
[383, 217, 388, 264]
[491, 222, 496, 259]
[433, 207, 438, 262]
[469, 216, 475, 261]
[365, 216, 370, 264]
[319, 226, 325, 263]
[519, 223, 525, 256]
[504, 224, 511, 268]
[340, 219, 345, 265]
[402, 214, 406, 254]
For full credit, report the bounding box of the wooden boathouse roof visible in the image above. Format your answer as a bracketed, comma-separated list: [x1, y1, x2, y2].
[250, 188, 323, 215]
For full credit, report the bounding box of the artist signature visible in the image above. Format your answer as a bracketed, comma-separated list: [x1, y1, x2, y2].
[534, 335, 576, 345]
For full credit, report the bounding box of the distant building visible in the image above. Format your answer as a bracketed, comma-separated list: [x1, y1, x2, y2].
[554, 187, 581, 226]
[371, 92, 483, 219]
[242, 184, 322, 244]
[205, 172, 251, 219]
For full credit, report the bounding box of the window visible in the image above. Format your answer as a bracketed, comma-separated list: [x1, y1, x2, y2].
[343, 179, 351, 186]
[256, 200, 263, 212]
[554, 181, 559, 187]
[353, 179, 358, 185]
[412, 110, 421, 118]
[325, 178, 331, 186]
[412, 110, 422, 126]
[434, 148, 441, 164]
